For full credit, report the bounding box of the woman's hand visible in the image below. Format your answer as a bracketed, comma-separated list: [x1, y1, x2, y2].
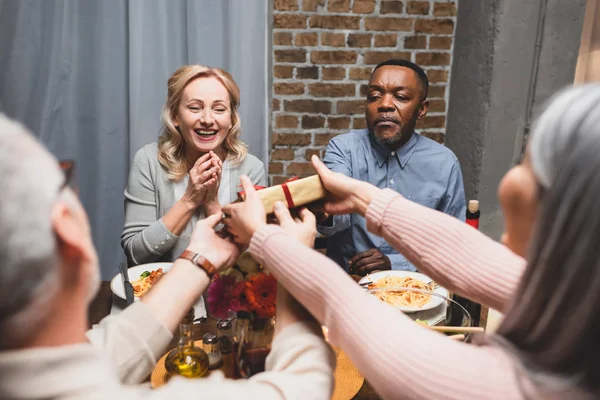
[203, 151, 223, 203]
[221, 175, 267, 245]
[186, 212, 240, 272]
[311, 155, 380, 217]
[273, 203, 317, 248]
[203, 151, 223, 215]
[182, 152, 222, 207]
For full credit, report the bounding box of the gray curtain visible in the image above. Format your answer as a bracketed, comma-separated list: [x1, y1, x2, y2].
[0, 0, 269, 279]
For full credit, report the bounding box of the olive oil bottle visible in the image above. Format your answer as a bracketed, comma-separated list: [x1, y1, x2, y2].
[165, 308, 209, 378]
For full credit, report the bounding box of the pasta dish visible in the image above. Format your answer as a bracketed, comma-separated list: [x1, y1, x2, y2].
[367, 275, 433, 308]
[132, 269, 164, 298]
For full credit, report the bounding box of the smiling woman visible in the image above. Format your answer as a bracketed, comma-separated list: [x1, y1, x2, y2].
[121, 65, 267, 266]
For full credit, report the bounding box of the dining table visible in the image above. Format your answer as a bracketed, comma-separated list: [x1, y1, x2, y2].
[88, 281, 381, 400]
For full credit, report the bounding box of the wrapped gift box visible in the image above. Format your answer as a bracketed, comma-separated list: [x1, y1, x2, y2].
[238, 175, 326, 214]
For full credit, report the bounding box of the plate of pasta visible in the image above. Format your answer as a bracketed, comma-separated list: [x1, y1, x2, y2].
[359, 271, 448, 312]
[111, 262, 172, 300]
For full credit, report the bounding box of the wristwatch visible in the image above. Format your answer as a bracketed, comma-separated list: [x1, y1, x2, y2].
[178, 250, 217, 278]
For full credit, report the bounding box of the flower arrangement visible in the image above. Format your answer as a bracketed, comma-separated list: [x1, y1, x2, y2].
[206, 253, 277, 320]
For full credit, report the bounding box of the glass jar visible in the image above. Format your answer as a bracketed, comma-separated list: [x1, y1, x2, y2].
[217, 319, 235, 378]
[235, 312, 275, 379]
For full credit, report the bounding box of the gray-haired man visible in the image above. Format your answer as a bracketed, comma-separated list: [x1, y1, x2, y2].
[0, 114, 333, 399]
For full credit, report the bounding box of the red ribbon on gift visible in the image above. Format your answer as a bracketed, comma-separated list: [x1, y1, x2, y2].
[281, 176, 299, 208]
[237, 185, 266, 199]
[237, 176, 300, 208]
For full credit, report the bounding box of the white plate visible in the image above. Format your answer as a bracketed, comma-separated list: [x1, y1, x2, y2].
[110, 262, 173, 300]
[359, 270, 448, 313]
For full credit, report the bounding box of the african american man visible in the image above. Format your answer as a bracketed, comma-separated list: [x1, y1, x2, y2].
[318, 59, 466, 275]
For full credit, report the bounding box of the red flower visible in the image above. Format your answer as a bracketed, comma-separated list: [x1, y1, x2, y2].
[230, 280, 251, 312]
[206, 275, 237, 319]
[245, 273, 277, 319]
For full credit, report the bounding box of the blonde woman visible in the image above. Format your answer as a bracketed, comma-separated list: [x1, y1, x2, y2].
[122, 65, 266, 265]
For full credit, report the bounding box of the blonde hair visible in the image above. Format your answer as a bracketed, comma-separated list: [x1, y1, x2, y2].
[158, 65, 248, 181]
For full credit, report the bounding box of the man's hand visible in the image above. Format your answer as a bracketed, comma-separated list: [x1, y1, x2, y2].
[348, 248, 391, 276]
[186, 212, 240, 272]
[221, 175, 267, 245]
[143, 212, 239, 333]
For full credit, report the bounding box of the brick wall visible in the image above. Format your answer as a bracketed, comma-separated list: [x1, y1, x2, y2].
[270, 0, 457, 184]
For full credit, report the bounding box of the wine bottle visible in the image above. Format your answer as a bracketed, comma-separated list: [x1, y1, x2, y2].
[466, 200, 480, 229]
[450, 200, 482, 328]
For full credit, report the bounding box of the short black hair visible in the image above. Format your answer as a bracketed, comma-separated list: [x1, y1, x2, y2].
[371, 59, 428, 100]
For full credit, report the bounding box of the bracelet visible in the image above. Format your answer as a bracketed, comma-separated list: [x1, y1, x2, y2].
[178, 250, 217, 278]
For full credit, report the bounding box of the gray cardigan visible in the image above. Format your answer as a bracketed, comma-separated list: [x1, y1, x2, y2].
[121, 142, 266, 265]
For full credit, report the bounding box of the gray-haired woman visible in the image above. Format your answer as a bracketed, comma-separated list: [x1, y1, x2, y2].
[221, 83, 600, 399]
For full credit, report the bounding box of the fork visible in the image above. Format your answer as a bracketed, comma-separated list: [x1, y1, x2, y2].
[359, 280, 440, 289]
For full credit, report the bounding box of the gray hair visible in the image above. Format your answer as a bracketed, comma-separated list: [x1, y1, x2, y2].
[494, 84, 600, 398]
[529, 83, 600, 189]
[0, 114, 63, 348]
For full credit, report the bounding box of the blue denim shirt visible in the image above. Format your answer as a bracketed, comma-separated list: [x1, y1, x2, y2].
[319, 129, 466, 272]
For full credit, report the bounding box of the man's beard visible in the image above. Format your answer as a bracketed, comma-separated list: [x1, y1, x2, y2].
[373, 129, 403, 146]
[369, 115, 418, 147]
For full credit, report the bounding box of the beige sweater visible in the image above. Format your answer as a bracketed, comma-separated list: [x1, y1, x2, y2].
[0, 302, 335, 399]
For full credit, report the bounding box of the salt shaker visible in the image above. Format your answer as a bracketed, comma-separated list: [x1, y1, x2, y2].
[202, 332, 222, 370]
[217, 319, 235, 378]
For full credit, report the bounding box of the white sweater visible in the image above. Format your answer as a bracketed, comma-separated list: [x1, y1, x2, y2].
[0, 302, 335, 399]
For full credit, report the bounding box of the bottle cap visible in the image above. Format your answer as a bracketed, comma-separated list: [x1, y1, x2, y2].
[203, 332, 219, 345]
[217, 319, 232, 331]
[468, 200, 479, 213]
[236, 310, 252, 319]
